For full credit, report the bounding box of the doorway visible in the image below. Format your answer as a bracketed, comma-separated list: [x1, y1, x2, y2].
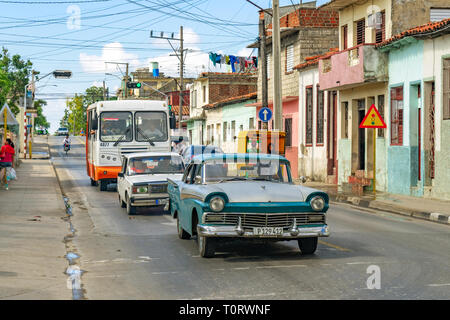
[357, 99, 366, 171]
[327, 91, 338, 179]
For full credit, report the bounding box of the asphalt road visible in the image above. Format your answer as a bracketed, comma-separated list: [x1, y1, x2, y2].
[48, 136, 450, 299]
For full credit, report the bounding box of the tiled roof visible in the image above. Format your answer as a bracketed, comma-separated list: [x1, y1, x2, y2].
[203, 92, 257, 110]
[171, 105, 190, 116]
[376, 18, 450, 48]
[293, 48, 339, 70]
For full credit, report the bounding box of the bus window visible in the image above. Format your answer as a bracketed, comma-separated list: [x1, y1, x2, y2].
[135, 111, 168, 142]
[100, 112, 132, 142]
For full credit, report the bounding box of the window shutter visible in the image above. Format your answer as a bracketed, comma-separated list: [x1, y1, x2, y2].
[286, 45, 294, 72]
[375, 11, 385, 43]
[356, 19, 365, 45]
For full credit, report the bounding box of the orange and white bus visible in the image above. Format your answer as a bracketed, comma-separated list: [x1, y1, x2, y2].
[86, 100, 176, 191]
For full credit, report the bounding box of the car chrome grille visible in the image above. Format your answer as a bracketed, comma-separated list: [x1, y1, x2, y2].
[149, 183, 168, 193]
[204, 213, 325, 228]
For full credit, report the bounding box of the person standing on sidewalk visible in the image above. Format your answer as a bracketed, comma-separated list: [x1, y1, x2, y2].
[0, 138, 15, 190]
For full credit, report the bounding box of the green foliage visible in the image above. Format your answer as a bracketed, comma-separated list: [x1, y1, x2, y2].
[34, 99, 50, 129]
[0, 47, 33, 115]
[59, 86, 105, 135]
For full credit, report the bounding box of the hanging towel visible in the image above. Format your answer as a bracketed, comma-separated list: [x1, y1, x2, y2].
[209, 52, 217, 66]
[225, 55, 230, 64]
[229, 55, 237, 72]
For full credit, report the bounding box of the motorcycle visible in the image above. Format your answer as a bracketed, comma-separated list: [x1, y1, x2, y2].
[64, 143, 70, 155]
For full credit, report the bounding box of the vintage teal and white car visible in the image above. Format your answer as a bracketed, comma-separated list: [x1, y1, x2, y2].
[167, 153, 330, 258]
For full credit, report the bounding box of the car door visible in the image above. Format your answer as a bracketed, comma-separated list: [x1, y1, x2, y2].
[117, 157, 127, 200]
[177, 164, 198, 232]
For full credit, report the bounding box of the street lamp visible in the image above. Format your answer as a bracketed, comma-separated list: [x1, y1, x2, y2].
[22, 69, 72, 159]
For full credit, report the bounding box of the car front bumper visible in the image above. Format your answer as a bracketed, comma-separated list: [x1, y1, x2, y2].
[197, 224, 330, 239]
[130, 196, 169, 207]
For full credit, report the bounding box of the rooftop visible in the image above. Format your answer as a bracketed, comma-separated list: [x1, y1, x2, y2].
[203, 92, 257, 110]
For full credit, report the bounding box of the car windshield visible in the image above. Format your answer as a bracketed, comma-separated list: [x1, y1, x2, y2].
[135, 111, 168, 142]
[100, 112, 132, 142]
[202, 158, 291, 184]
[127, 155, 184, 175]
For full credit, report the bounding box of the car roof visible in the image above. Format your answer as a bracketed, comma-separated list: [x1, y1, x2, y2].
[123, 152, 181, 159]
[190, 153, 288, 163]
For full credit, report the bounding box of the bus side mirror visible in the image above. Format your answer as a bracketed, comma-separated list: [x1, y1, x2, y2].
[169, 112, 176, 129]
[91, 116, 98, 130]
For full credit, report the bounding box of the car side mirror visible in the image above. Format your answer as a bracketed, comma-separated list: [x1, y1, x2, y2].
[300, 176, 307, 183]
[118, 172, 124, 178]
[194, 175, 202, 184]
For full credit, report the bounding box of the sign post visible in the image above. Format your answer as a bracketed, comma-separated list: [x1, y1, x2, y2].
[359, 104, 387, 194]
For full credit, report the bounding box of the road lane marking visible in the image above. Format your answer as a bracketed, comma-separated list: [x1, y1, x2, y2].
[318, 240, 351, 252]
[256, 265, 306, 269]
[427, 283, 450, 287]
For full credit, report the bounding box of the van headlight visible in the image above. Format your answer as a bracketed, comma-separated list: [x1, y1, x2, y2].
[210, 197, 225, 212]
[310, 196, 325, 211]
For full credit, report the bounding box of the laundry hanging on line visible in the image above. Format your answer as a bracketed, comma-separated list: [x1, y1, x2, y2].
[209, 52, 257, 72]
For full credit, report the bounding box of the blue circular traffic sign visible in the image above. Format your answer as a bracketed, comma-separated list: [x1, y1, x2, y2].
[258, 107, 272, 122]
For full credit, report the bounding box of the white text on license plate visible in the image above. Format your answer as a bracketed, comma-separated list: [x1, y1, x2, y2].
[253, 227, 283, 236]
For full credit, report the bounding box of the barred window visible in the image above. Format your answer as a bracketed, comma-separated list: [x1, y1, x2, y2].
[316, 87, 324, 145]
[305, 87, 313, 145]
[285, 118, 292, 147]
[391, 87, 404, 145]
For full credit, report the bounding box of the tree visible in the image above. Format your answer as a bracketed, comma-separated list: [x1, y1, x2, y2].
[0, 47, 33, 115]
[34, 99, 50, 130]
[66, 95, 85, 135]
[0, 69, 11, 107]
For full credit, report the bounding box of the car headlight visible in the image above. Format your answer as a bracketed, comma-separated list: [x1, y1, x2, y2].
[310, 196, 325, 211]
[210, 196, 225, 212]
[132, 186, 148, 194]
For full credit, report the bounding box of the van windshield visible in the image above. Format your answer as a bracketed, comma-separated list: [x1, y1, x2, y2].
[100, 112, 133, 142]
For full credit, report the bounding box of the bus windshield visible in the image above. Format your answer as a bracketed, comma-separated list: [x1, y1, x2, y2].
[135, 111, 168, 142]
[100, 112, 133, 142]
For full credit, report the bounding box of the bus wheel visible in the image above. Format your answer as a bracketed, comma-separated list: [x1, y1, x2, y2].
[90, 178, 97, 186]
[98, 180, 108, 191]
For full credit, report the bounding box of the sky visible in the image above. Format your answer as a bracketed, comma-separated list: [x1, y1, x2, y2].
[0, 0, 328, 133]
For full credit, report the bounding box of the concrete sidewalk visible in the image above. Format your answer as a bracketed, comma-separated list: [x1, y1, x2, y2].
[0, 152, 71, 298]
[298, 180, 450, 225]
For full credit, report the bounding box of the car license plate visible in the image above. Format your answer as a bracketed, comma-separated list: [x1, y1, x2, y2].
[253, 227, 283, 236]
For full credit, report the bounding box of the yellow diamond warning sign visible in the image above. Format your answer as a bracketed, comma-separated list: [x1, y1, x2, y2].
[359, 104, 387, 128]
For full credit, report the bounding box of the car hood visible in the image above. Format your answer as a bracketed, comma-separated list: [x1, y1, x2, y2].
[201, 181, 315, 203]
[128, 173, 183, 184]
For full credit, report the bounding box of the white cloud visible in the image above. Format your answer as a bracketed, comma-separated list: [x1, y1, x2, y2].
[79, 42, 141, 74]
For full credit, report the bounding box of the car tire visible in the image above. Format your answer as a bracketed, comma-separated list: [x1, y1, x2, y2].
[119, 194, 126, 208]
[197, 232, 215, 258]
[126, 194, 136, 215]
[298, 237, 318, 255]
[177, 215, 191, 240]
[90, 178, 97, 187]
[99, 179, 107, 191]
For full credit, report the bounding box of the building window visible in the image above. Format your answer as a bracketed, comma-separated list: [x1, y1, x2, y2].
[375, 11, 385, 43]
[378, 95, 385, 137]
[391, 87, 404, 145]
[342, 25, 348, 50]
[284, 118, 292, 147]
[249, 117, 254, 129]
[231, 121, 236, 139]
[317, 86, 324, 145]
[356, 18, 365, 45]
[223, 122, 227, 142]
[430, 8, 450, 22]
[305, 87, 313, 146]
[444, 58, 450, 120]
[342, 101, 349, 139]
[285, 44, 294, 73]
[239, 124, 243, 132]
[202, 85, 206, 103]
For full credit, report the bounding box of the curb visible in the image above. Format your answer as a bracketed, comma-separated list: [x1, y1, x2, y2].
[329, 193, 450, 225]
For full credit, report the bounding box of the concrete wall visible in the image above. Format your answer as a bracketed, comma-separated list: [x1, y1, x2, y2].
[423, 34, 450, 200]
[298, 67, 328, 182]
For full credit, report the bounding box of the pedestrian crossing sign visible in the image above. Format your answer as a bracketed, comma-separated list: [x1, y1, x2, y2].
[359, 104, 387, 128]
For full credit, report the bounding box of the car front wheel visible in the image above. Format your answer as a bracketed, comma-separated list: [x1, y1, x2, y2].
[177, 215, 190, 240]
[298, 237, 318, 255]
[126, 194, 136, 215]
[197, 233, 215, 258]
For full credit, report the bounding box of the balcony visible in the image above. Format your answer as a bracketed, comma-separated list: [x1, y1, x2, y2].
[318, 44, 388, 91]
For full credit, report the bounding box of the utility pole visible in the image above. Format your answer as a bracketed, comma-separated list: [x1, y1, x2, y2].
[272, 0, 282, 131]
[105, 62, 129, 99]
[259, 18, 269, 130]
[179, 26, 184, 131]
[150, 27, 187, 130]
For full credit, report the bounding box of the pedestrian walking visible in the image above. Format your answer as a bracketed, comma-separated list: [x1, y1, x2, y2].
[0, 138, 15, 190]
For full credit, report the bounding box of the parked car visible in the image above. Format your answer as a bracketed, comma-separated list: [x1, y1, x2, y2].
[181, 145, 223, 165]
[56, 127, 69, 136]
[117, 152, 185, 215]
[168, 153, 330, 258]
